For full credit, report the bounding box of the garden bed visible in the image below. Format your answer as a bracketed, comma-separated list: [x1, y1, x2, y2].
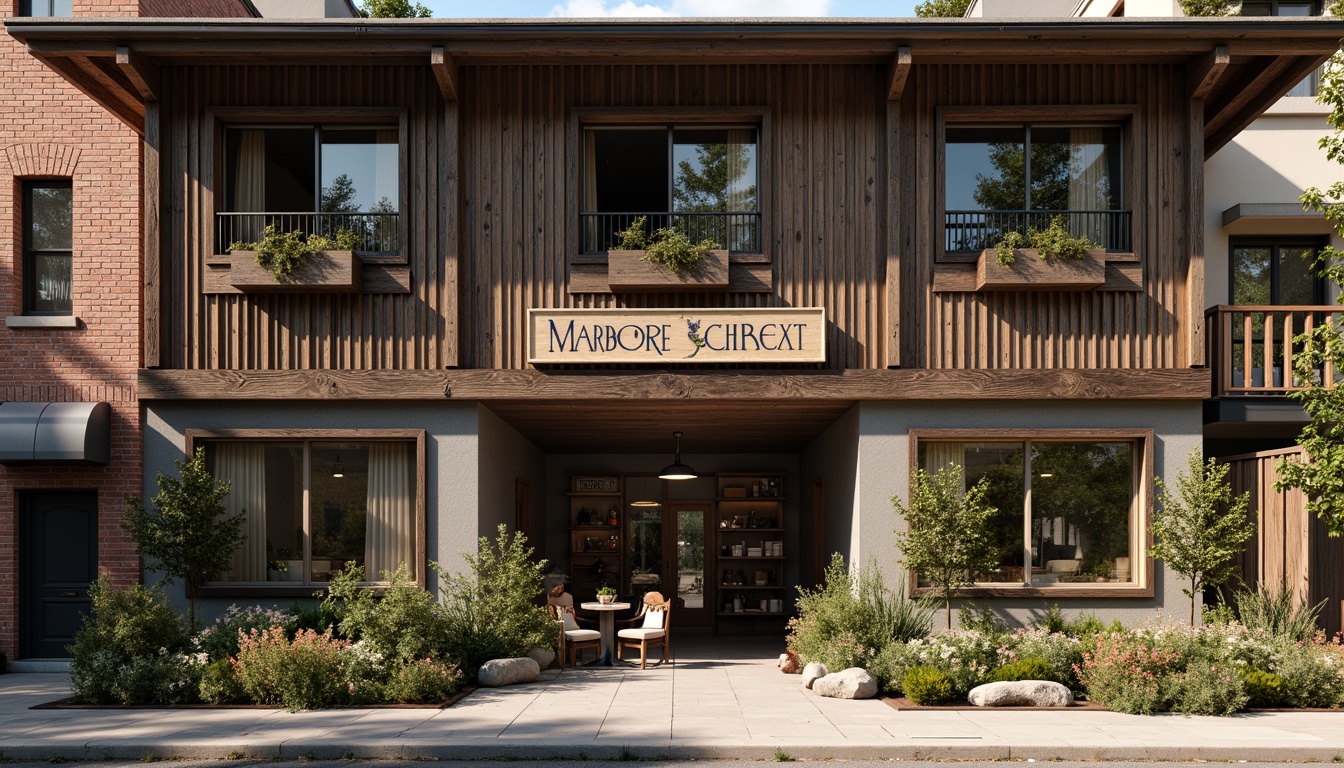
[881, 695, 1105, 711]
[33, 685, 476, 711]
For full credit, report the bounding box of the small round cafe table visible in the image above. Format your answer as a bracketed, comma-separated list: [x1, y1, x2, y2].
[579, 601, 631, 666]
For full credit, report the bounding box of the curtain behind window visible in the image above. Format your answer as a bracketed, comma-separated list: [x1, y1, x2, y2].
[215, 443, 267, 581]
[365, 442, 414, 578]
[1067, 127, 1107, 244]
[921, 442, 966, 491]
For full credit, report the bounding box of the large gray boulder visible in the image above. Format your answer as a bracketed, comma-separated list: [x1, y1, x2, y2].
[968, 680, 1073, 707]
[801, 662, 829, 689]
[477, 657, 541, 687]
[813, 667, 878, 700]
[527, 647, 557, 669]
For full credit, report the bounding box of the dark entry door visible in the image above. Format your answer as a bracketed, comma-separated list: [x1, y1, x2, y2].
[20, 491, 97, 658]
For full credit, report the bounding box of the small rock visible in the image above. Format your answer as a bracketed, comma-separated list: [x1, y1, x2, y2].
[801, 661, 829, 689]
[968, 680, 1073, 707]
[477, 657, 541, 687]
[527, 647, 556, 669]
[778, 652, 800, 674]
[812, 667, 878, 700]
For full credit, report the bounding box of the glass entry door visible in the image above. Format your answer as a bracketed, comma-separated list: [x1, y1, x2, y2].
[623, 475, 712, 627]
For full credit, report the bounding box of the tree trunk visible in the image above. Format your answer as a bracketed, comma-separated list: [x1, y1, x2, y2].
[946, 597, 953, 630]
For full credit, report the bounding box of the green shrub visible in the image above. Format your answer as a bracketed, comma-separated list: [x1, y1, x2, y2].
[902, 666, 956, 705]
[1235, 582, 1326, 641]
[230, 224, 361, 281]
[383, 657, 464, 704]
[289, 600, 342, 635]
[989, 657, 1057, 684]
[69, 578, 191, 704]
[195, 604, 296, 662]
[437, 525, 554, 678]
[1030, 604, 1121, 638]
[1202, 601, 1238, 627]
[199, 659, 247, 704]
[1009, 628, 1086, 691]
[234, 627, 350, 711]
[324, 563, 448, 663]
[1277, 643, 1344, 708]
[957, 603, 1003, 635]
[868, 642, 920, 695]
[1169, 658, 1247, 716]
[787, 554, 934, 672]
[1242, 668, 1288, 708]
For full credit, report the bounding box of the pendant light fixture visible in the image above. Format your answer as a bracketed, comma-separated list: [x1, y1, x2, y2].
[332, 454, 345, 478]
[658, 431, 697, 481]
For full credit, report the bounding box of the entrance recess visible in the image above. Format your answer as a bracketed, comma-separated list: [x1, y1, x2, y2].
[20, 491, 97, 658]
[623, 476, 712, 627]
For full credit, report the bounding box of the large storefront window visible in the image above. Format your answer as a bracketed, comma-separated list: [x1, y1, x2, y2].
[201, 438, 419, 587]
[914, 434, 1146, 591]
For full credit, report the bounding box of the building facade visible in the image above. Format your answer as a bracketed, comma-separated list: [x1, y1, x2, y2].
[7, 14, 1337, 640]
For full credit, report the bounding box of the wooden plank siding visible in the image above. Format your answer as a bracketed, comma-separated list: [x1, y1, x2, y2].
[905, 63, 1189, 371]
[160, 61, 1194, 374]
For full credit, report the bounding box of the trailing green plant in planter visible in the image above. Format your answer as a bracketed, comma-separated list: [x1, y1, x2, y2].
[230, 224, 361, 282]
[993, 217, 1098, 266]
[613, 216, 719, 275]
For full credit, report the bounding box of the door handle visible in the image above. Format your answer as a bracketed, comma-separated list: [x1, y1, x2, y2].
[61, 591, 79, 597]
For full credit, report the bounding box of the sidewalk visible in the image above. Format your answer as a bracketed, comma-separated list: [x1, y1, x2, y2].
[3, 637, 1344, 762]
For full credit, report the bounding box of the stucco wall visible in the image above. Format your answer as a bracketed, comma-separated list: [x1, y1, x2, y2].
[799, 404, 860, 586]
[476, 405, 545, 546]
[857, 400, 1201, 628]
[143, 401, 479, 622]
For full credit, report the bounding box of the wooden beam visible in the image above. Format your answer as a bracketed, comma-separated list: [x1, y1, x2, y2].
[33, 53, 143, 134]
[116, 46, 160, 101]
[1205, 54, 1326, 154]
[887, 45, 912, 101]
[143, 100, 163, 368]
[137, 367, 1213, 402]
[430, 46, 458, 102]
[1187, 45, 1229, 100]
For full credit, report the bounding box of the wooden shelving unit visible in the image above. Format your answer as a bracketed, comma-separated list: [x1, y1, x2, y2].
[714, 473, 788, 629]
[567, 476, 623, 599]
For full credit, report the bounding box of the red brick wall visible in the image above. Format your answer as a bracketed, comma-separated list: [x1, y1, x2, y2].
[0, 0, 252, 659]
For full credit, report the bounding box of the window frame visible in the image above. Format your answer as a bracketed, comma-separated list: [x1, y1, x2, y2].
[936, 105, 1138, 263]
[18, 0, 72, 16]
[906, 428, 1154, 598]
[206, 107, 409, 263]
[567, 107, 772, 282]
[22, 179, 74, 317]
[1228, 235, 1328, 307]
[185, 428, 427, 597]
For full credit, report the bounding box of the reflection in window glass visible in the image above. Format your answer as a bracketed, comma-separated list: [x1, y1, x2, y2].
[915, 440, 1137, 588]
[207, 440, 415, 585]
[25, 182, 73, 315]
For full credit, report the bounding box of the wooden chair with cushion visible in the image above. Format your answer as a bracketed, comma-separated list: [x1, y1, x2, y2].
[548, 603, 602, 668]
[615, 591, 671, 669]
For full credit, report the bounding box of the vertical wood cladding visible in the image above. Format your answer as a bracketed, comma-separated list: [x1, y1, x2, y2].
[460, 64, 886, 371]
[166, 61, 1191, 372]
[905, 63, 1189, 370]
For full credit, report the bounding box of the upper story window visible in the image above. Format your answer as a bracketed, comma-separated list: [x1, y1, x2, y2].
[1231, 236, 1326, 307]
[218, 125, 400, 255]
[19, 0, 72, 15]
[1242, 0, 1322, 96]
[581, 125, 760, 255]
[23, 180, 73, 316]
[944, 123, 1130, 254]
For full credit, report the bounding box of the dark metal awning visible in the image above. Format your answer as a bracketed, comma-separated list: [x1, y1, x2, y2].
[0, 401, 111, 464]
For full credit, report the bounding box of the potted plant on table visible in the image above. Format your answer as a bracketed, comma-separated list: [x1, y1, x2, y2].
[596, 585, 618, 605]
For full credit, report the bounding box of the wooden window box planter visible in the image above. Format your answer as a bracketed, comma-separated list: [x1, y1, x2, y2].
[976, 248, 1106, 291]
[606, 249, 729, 293]
[229, 250, 364, 294]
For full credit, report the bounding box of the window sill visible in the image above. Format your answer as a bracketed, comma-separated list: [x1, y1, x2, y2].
[1264, 97, 1330, 117]
[6, 316, 80, 329]
[914, 584, 1153, 599]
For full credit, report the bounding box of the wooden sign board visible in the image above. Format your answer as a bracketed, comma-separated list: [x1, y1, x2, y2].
[527, 307, 826, 365]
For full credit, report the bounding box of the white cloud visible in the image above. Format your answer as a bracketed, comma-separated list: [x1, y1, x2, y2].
[548, 0, 832, 16]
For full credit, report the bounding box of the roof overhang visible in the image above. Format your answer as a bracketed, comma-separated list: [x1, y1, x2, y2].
[4, 16, 1340, 155]
[0, 401, 112, 464]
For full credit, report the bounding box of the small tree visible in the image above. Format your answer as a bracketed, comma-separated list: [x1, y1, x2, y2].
[914, 0, 971, 16]
[122, 448, 244, 630]
[1151, 450, 1254, 625]
[360, 0, 431, 17]
[893, 466, 999, 630]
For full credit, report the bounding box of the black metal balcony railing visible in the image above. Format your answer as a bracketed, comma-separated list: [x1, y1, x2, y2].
[1206, 305, 1341, 397]
[581, 211, 761, 255]
[945, 209, 1133, 254]
[216, 211, 400, 255]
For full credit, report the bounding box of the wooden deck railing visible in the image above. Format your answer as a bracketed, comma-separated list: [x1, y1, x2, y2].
[1206, 305, 1339, 397]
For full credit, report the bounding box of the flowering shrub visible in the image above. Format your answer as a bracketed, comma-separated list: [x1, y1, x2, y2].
[234, 627, 351, 711]
[1002, 627, 1086, 691]
[69, 578, 194, 704]
[1076, 631, 1179, 714]
[196, 604, 297, 662]
[383, 657, 465, 704]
